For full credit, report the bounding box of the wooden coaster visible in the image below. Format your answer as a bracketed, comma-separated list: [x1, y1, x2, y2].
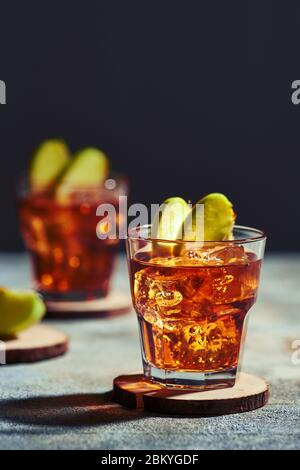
[46, 291, 132, 319]
[1, 324, 68, 364]
[113, 373, 269, 416]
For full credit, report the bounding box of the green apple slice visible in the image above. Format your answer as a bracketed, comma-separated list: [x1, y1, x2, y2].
[55, 147, 109, 203]
[30, 139, 70, 190]
[182, 193, 236, 241]
[0, 288, 45, 338]
[152, 197, 191, 240]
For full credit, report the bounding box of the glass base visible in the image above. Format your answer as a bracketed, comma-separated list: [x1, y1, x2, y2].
[38, 289, 107, 303]
[143, 363, 237, 391]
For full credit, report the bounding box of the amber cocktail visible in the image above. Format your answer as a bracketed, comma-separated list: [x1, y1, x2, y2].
[127, 225, 265, 390]
[19, 178, 127, 303]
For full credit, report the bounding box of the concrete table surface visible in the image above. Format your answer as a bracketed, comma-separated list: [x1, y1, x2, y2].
[0, 253, 299, 450]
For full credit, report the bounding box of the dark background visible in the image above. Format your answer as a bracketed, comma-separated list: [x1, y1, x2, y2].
[0, 0, 299, 251]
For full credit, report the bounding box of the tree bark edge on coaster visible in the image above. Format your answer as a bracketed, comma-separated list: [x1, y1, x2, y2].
[113, 372, 269, 416]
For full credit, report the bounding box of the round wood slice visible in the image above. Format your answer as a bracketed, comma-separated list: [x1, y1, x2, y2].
[113, 372, 269, 416]
[1, 324, 68, 364]
[46, 291, 132, 319]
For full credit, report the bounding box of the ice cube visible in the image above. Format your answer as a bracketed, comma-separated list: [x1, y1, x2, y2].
[202, 245, 247, 265]
[240, 259, 261, 299]
[211, 266, 242, 304]
[183, 323, 206, 351]
[205, 315, 241, 367]
[134, 266, 215, 320]
[155, 290, 183, 307]
[134, 267, 185, 317]
[180, 274, 205, 298]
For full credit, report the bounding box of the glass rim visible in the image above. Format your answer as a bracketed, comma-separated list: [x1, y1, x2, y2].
[16, 171, 128, 195]
[127, 224, 266, 245]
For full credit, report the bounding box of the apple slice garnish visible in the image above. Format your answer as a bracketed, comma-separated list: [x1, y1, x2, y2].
[0, 288, 45, 338]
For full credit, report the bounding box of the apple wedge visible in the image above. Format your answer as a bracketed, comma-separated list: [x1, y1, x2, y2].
[55, 147, 109, 203]
[152, 197, 191, 240]
[182, 193, 236, 241]
[30, 139, 70, 190]
[0, 288, 46, 338]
